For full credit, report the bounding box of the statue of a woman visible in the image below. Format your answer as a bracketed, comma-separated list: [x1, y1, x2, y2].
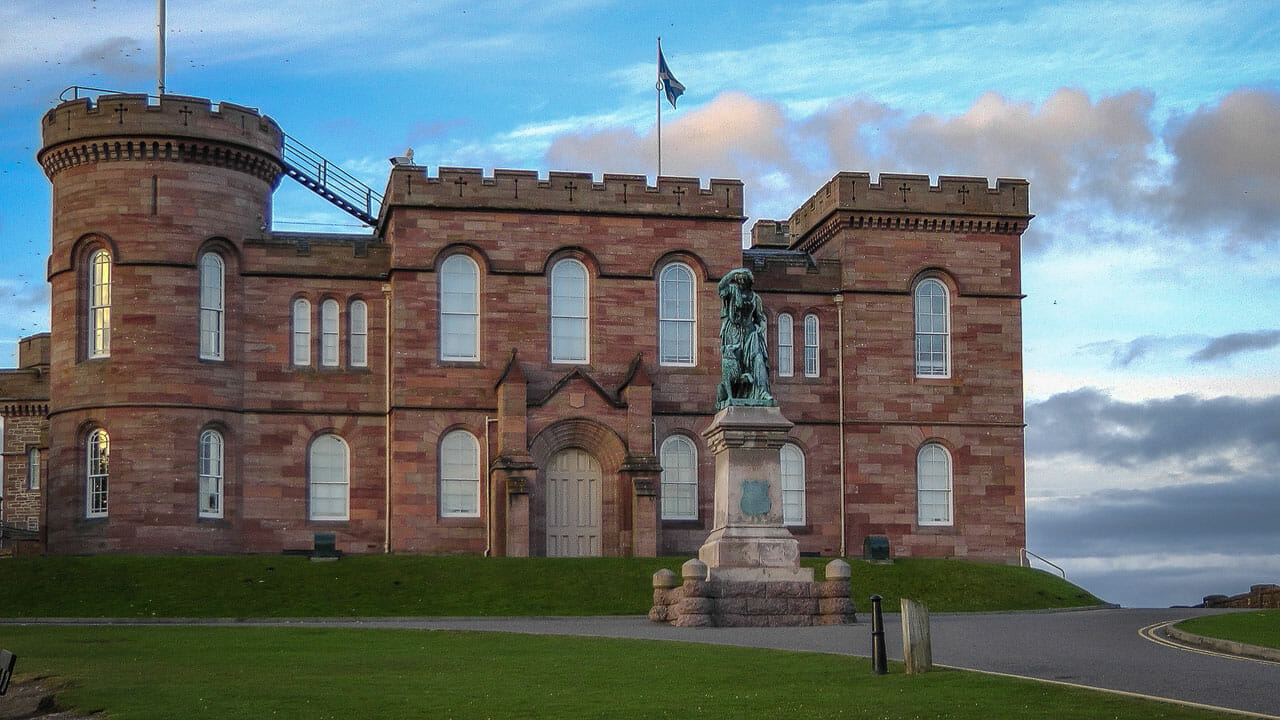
[716, 268, 774, 409]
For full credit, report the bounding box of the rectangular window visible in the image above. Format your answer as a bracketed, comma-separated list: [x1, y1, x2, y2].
[199, 254, 224, 361]
[550, 260, 589, 363]
[803, 314, 819, 378]
[86, 430, 109, 518]
[350, 300, 368, 367]
[292, 299, 311, 366]
[440, 256, 480, 361]
[659, 264, 696, 366]
[440, 431, 481, 517]
[320, 299, 339, 367]
[777, 314, 793, 378]
[660, 436, 698, 521]
[309, 435, 349, 521]
[89, 250, 111, 358]
[199, 431, 224, 519]
[781, 444, 806, 526]
[27, 447, 40, 490]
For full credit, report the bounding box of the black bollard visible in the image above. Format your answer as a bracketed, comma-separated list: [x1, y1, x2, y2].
[870, 594, 887, 675]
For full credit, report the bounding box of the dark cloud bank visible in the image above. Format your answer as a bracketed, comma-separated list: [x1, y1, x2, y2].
[1026, 388, 1280, 607]
[1087, 330, 1280, 367]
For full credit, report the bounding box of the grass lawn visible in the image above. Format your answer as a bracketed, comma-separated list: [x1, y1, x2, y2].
[1175, 611, 1280, 650]
[0, 626, 1233, 720]
[0, 555, 1102, 618]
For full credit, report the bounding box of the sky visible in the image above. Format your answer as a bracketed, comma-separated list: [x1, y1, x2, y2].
[2, 0, 1278, 607]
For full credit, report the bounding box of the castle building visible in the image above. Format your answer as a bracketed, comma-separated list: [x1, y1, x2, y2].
[19, 92, 1030, 559]
[0, 334, 49, 551]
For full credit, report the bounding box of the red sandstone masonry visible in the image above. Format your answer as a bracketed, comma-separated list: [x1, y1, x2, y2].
[33, 93, 1027, 560]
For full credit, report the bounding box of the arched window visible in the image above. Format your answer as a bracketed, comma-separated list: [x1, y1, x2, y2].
[780, 443, 806, 526]
[550, 259, 589, 363]
[439, 430, 480, 517]
[198, 429, 224, 518]
[349, 299, 368, 367]
[803, 314, 820, 377]
[658, 263, 696, 366]
[660, 435, 697, 520]
[776, 313, 794, 378]
[199, 253, 225, 360]
[440, 255, 480, 361]
[914, 279, 950, 378]
[320, 298, 340, 367]
[292, 298, 311, 366]
[917, 443, 953, 526]
[86, 428, 109, 518]
[27, 447, 40, 490]
[88, 249, 112, 358]
[309, 434, 349, 521]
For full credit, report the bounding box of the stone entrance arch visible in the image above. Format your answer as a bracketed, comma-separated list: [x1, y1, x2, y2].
[528, 418, 629, 556]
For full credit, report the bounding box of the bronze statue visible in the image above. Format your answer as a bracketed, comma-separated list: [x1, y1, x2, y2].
[716, 268, 775, 409]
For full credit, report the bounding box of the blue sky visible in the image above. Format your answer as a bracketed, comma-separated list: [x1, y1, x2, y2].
[2, 0, 1278, 607]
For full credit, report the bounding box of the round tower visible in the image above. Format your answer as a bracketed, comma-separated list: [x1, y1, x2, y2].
[38, 93, 283, 553]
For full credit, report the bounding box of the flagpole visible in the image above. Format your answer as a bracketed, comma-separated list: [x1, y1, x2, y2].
[157, 0, 166, 96]
[656, 37, 662, 180]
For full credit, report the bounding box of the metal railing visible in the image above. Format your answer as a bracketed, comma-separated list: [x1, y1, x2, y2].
[281, 134, 383, 226]
[56, 87, 384, 227]
[1020, 548, 1066, 579]
[60, 85, 136, 102]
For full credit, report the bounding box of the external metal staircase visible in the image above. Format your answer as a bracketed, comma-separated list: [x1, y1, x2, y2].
[57, 87, 385, 227]
[281, 133, 383, 226]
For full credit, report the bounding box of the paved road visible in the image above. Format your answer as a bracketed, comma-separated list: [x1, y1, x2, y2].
[9, 608, 1278, 717]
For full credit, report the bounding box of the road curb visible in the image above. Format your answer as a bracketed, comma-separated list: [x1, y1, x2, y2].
[1164, 625, 1280, 663]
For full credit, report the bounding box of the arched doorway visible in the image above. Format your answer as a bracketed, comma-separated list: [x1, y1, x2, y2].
[545, 448, 602, 557]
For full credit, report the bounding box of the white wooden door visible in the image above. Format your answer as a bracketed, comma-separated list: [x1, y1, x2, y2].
[546, 448, 602, 557]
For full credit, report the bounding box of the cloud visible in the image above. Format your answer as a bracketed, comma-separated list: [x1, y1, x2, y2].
[1081, 335, 1197, 367]
[1027, 476, 1280, 606]
[1160, 88, 1280, 243]
[888, 88, 1159, 218]
[1190, 329, 1280, 362]
[542, 85, 1280, 253]
[1025, 388, 1280, 467]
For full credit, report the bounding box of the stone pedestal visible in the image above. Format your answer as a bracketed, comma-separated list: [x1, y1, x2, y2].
[697, 405, 812, 583]
[649, 404, 855, 626]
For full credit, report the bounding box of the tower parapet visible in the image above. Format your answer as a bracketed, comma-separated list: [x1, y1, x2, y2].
[381, 166, 744, 221]
[788, 172, 1030, 249]
[39, 93, 283, 183]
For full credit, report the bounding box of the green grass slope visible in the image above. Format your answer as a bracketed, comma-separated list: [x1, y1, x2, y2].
[0, 555, 1102, 618]
[1176, 610, 1280, 650]
[0, 626, 1234, 720]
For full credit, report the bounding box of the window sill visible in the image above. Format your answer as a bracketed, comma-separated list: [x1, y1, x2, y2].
[660, 518, 703, 527]
[916, 523, 956, 533]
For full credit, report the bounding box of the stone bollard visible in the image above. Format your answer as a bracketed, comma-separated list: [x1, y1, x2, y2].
[900, 597, 932, 674]
[817, 559, 856, 624]
[649, 568, 680, 623]
[673, 559, 714, 627]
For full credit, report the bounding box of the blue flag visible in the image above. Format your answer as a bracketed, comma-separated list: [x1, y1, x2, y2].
[658, 45, 684, 109]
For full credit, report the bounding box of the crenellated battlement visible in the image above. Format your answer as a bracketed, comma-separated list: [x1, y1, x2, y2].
[788, 172, 1030, 243]
[381, 166, 744, 221]
[39, 93, 283, 181]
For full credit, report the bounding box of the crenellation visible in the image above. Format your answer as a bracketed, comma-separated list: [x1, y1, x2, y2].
[383, 165, 744, 220]
[39, 93, 283, 182]
[788, 171, 1031, 245]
